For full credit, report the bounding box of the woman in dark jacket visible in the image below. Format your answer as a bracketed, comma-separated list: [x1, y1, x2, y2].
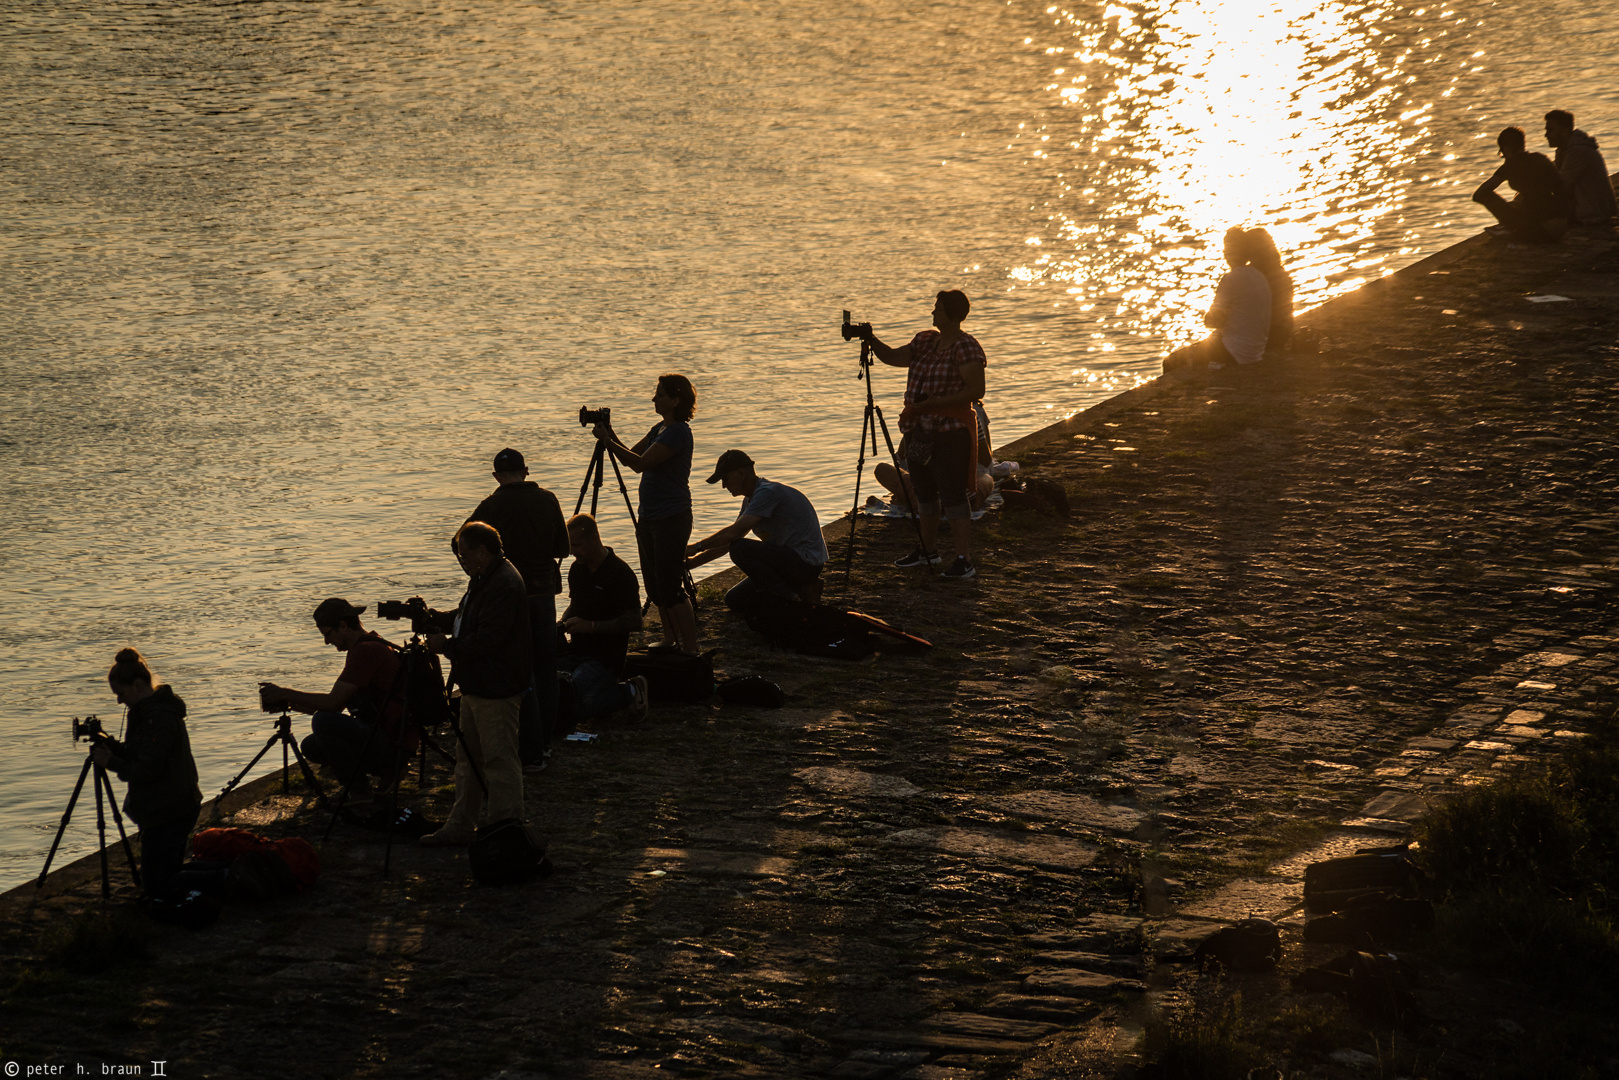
[91, 648, 204, 900]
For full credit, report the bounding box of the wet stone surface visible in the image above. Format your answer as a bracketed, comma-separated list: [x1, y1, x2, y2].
[4, 231, 1619, 1078]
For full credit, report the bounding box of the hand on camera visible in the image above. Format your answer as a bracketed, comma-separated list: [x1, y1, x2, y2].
[425, 633, 449, 653]
[562, 616, 591, 635]
[591, 423, 615, 443]
[90, 743, 112, 767]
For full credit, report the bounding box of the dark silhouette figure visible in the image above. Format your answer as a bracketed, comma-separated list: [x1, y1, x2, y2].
[1247, 227, 1294, 356]
[1472, 126, 1570, 243]
[1545, 110, 1617, 225]
[1163, 227, 1272, 375]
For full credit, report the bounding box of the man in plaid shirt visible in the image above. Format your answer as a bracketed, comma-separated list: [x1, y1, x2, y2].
[862, 289, 987, 580]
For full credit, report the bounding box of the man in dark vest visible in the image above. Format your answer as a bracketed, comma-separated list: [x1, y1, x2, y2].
[464, 448, 568, 766]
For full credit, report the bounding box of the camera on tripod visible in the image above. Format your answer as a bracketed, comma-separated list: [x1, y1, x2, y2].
[841, 310, 873, 343]
[71, 714, 106, 742]
[578, 406, 611, 428]
[377, 596, 439, 635]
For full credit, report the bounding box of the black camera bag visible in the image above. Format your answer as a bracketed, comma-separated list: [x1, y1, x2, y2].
[1192, 918, 1281, 972]
[469, 818, 551, 886]
[623, 649, 718, 705]
[1303, 844, 1426, 913]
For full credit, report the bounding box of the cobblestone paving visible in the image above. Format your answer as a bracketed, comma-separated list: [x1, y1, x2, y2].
[3, 229, 1617, 1078]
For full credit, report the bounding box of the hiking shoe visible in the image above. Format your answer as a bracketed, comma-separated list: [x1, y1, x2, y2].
[894, 546, 942, 568]
[627, 675, 650, 723]
[942, 556, 976, 579]
[418, 826, 475, 848]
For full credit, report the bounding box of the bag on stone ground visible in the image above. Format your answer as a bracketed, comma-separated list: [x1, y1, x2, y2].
[226, 848, 300, 902]
[469, 818, 552, 886]
[1303, 895, 1435, 945]
[1303, 844, 1427, 913]
[998, 476, 1070, 519]
[342, 802, 440, 839]
[717, 675, 786, 708]
[622, 649, 718, 704]
[740, 594, 931, 660]
[1192, 917, 1281, 971]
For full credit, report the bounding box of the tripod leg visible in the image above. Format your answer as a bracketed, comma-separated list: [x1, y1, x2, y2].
[575, 444, 603, 516]
[216, 732, 284, 805]
[93, 762, 112, 900]
[97, 765, 143, 890]
[845, 401, 879, 578]
[35, 757, 94, 890]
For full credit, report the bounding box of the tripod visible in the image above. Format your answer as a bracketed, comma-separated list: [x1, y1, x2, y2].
[35, 723, 142, 900]
[217, 706, 332, 813]
[845, 334, 929, 581]
[576, 433, 700, 614]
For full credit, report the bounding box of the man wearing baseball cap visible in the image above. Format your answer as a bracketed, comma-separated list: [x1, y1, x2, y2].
[687, 450, 827, 610]
[258, 598, 411, 796]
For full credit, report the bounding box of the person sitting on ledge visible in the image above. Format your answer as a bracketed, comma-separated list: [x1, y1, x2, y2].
[1246, 227, 1294, 357]
[1544, 110, 1617, 226]
[1163, 226, 1271, 376]
[874, 400, 995, 516]
[558, 513, 649, 725]
[687, 449, 828, 610]
[1472, 125, 1570, 243]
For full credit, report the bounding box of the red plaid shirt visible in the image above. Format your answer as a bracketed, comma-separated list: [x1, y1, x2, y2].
[902, 330, 986, 433]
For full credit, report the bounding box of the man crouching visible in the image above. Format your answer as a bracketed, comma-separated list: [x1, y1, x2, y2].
[419, 521, 533, 847]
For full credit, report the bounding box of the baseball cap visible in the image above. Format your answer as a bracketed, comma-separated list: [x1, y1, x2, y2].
[706, 449, 754, 484]
[493, 447, 526, 472]
[312, 598, 366, 626]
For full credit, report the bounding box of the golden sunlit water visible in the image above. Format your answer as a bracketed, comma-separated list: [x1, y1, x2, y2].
[2, 0, 1615, 888]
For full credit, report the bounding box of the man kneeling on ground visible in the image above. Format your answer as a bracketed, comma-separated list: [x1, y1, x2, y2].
[688, 449, 828, 610]
[559, 514, 649, 725]
[259, 598, 413, 796]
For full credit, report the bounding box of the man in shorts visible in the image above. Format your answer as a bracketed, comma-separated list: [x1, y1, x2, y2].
[860, 289, 987, 580]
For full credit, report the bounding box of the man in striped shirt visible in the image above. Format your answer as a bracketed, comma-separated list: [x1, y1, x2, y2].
[862, 289, 987, 580]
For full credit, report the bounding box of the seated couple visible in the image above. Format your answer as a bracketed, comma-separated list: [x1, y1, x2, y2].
[1164, 226, 1294, 376]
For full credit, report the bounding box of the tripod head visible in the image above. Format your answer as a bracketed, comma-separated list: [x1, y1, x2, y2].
[843, 310, 876, 380]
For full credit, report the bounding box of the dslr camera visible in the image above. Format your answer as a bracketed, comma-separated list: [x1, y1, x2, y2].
[578, 406, 611, 428]
[841, 310, 874, 343]
[71, 714, 106, 742]
[378, 596, 439, 635]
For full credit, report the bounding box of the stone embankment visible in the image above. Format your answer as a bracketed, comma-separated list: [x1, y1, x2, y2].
[4, 225, 1617, 1078]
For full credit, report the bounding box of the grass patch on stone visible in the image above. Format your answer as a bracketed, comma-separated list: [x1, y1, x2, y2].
[1417, 721, 1619, 990]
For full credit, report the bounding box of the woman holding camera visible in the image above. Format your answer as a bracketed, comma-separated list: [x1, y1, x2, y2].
[90, 647, 206, 900]
[592, 373, 699, 654]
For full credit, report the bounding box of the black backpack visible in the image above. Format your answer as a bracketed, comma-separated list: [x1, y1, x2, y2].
[1192, 918, 1281, 972]
[1303, 843, 1427, 913]
[469, 818, 552, 886]
[623, 649, 719, 704]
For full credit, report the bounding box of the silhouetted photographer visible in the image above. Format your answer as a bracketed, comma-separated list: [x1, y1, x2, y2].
[258, 598, 413, 798]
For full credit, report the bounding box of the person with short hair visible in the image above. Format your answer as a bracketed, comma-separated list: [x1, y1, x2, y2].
[860, 290, 988, 580]
[1163, 227, 1272, 376]
[590, 373, 700, 655]
[259, 598, 412, 796]
[559, 514, 649, 723]
[688, 450, 828, 609]
[463, 447, 569, 763]
[1544, 110, 1616, 225]
[1472, 125, 1570, 242]
[420, 521, 533, 847]
[91, 648, 206, 900]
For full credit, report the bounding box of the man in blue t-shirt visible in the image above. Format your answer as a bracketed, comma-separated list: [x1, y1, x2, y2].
[687, 449, 828, 610]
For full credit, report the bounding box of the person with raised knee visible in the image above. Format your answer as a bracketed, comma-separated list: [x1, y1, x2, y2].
[1544, 110, 1616, 226]
[1473, 125, 1570, 243]
[688, 450, 828, 610]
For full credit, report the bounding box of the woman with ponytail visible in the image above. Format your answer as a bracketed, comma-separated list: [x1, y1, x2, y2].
[90, 648, 205, 900]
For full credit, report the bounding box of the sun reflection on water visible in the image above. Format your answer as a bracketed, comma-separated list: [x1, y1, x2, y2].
[1009, 0, 1479, 376]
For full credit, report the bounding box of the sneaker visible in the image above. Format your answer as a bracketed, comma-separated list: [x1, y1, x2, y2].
[894, 546, 942, 569]
[627, 675, 650, 723]
[942, 556, 976, 579]
[418, 826, 476, 848]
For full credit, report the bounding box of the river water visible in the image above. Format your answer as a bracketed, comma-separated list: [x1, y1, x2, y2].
[3, 0, 1614, 890]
